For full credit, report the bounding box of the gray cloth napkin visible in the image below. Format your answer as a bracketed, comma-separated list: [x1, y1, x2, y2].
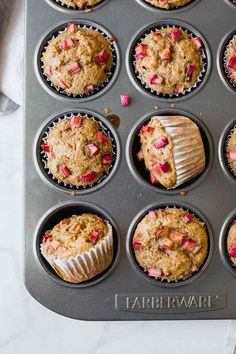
[0, 0, 24, 105]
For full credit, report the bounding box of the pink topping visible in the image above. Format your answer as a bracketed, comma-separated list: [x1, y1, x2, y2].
[152, 32, 161, 41]
[229, 243, 236, 257]
[154, 137, 168, 149]
[135, 44, 146, 59]
[85, 85, 94, 92]
[136, 150, 144, 161]
[120, 95, 131, 106]
[186, 64, 195, 81]
[227, 56, 236, 70]
[41, 144, 51, 153]
[50, 239, 60, 250]
[161, 239, 175, 250]
[192, 37, 203, 49]
[229, 73, 236, 81]
[43, 66, 51, 76]
[192, 266, 199, 273]
[174, 84, 185, 93]
[70, 116, 83, 128]
[148, 210, 156, 220]
[60, 38, 74, 50]
[96, 49, 109, 64]
[95, 131, 108, 144]
[150, 173, 159, 185]
[148, 268, 162, 278]
[171, 28, 182, 42]
[151, 163, 161, 175]
[60, 166, 71, 177]
[87, 144, 99, 156]
[159, 161, 171, 173]
[89, 230, 99, 242]
[133, 240, 142, 250]
[43, 234, 51, 243]
[156, 227, 165, 239]
[70, 223, 80, 233]
[182, 238, 196, 250]
[69, 63, 81, 74]
[67, 23, 78, 33]
[149, 73, 164, 85]
[225, 151, 236, 161]
[160, 49, 171, 61]
[182, 213, 194, 223]
[102, 154, 113, 165]
[80, 171, 97, 183]
[58, 79, 69, 89]
[170, 231, 186, 243]
[140, 125, 154, 134]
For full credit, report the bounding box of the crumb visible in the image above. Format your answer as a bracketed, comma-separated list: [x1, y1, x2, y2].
[199, 112, 203, 116]
[70, 191, 76, 197]
[154, 106, 159, 111]
[109, 36, 117, 43]
[139, 193, 142, 197]
[104, 107, 111, 114]
[170, 103, 176, 108]
[85, 8, 93, 13]
[180, 191, 188, 196]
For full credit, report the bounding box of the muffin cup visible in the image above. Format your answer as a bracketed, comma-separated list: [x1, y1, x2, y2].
[126, 108, 213, 195]
[225, 0, 236, 9]
[135, 0, 200, 13]
[126, 20, 211, 102]
[219, 116, 236, 184]
[34, 20, 120, 102]
[34, 201, 120, 288]
[40, 221, 113, 284]
[33, 109, 121, 195]
[217, 29, 236, 94]
[45, 0, 110, 13]
[126, 201, 213, 288]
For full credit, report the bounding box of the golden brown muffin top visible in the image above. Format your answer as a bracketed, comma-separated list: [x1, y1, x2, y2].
[225, 37, 236, 84]
[59, 0, 103, 8]
[133, 208, 209, 282]
[144, 0, 193, 9]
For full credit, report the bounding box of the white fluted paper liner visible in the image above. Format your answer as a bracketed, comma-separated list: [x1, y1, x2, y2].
[133, 25, 207, 98]
[40, 24, 116, 98]
[151, 115, 206, 188]
[40, 221, 113, 283]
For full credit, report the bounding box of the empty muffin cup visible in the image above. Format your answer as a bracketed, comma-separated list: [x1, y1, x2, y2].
[127, 202, 213, 287]
[33, 109, 121, 195]
[34, 20, 120, 102]
[126, 109, 213, 195]
[126, 20, 211, 101]
[135, 0, 199, 12]
[44, 0, 110, 12]
[34, 201, 120, 287]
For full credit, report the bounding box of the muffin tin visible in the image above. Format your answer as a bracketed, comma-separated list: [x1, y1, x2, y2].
[24, 0, 236, 320]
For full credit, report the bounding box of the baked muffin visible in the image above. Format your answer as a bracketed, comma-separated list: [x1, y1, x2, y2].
[58, 0, 103, 8]
[225, 128, 236, 174]
[225, 36, 236, 84]
[134, 27, 204, 95]
[41, 115, 113, 187]
[41, 24, 113, 95]
[144, 0, 193, 9]
[137, 115, 206, 189]
[132, 208, 209, 282]
[41, 213, 113, 283]
[227, 221, 236, 266]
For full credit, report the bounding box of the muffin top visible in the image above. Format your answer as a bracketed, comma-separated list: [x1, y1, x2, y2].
[227, 221, 236, 266]
[42, 116, 113, 186]
[138, 115, 205, 189]
[132, 208, 209, 282]
[41, 25, 113, 95]
[225, 129, 236, 174]
[134, 27, 204, 95]
[225, 36, 236, 84]
[144, 0, 193, 9]
[58, 0, 103, 8]
[41, 213, 109, 259]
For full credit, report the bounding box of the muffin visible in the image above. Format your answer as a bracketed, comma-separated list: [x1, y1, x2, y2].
[132, 208, 209, 282]
[40, 213, 113, 283]
[227, 221, 236, 266]
[134, 27, 204, 95]
[41, 115, 113, 187]
[144, 0, 193, 9]
[225, 128, 236, 175]
[57, 0, 103, 8]
[137, 115, 206, 189]
[225, 36, 236, 84]
[41, 24, 113, 95]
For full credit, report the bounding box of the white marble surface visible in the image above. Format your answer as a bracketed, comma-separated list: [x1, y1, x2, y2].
[0, 0, 235, 352]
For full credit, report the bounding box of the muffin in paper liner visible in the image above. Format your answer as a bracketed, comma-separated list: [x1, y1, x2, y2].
[39, 113, 116, 191]
[226, 220, 236, 268]
[40, 220, 113, 284]
[142, 0, 193, 10]
[140, 115, 206, 189]
[132, 24, 207, 99]
[39, 22, 117, 99]
[223, 34, 236, 91]
[49, 0, 105, 10]
[224, 123, 236, 178]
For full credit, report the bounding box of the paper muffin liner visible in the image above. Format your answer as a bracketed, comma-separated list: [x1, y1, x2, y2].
[131, 205, 210, 284]
[151, 115, 206, 188]
[224, 218, 236, 270]
[132, 24, 207, 99]
[40, 23, 117, 99]
[223, 34, 236, 91]
[224, 123, 236, 178]
[49, 0, 105, 10]
[40, 221, 113, 283]
[139, 0, 194, 10]
[39, 112, 117, 191]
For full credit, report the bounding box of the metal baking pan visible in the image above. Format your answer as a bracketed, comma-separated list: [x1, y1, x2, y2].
[24, 0, 236, 320]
